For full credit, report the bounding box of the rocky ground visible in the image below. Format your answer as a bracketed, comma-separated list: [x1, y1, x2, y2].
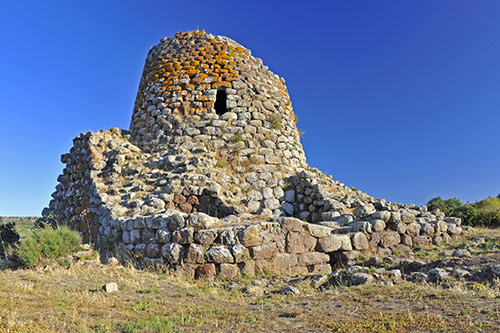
[1, 219, 500, 332]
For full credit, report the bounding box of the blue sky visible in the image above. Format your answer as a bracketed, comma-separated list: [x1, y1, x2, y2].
[1, 1, 499, 216]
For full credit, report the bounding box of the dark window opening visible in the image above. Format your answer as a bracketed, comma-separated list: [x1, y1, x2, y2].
[214, 89, 228, 115]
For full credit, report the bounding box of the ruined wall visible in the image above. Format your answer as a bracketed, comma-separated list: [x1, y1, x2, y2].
[43, 31, 465, 278]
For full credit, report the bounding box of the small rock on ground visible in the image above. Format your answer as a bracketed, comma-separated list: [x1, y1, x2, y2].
[282, 286, 300, 295]
[104, 282, 118, 293]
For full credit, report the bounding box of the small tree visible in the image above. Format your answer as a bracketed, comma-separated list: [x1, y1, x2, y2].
[427, 197, 448, 213]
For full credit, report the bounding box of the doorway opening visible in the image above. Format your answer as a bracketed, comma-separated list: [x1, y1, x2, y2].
[214, 89, 228, 115]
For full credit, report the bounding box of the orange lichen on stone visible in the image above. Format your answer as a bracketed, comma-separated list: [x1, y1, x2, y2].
[212, 81, 231, 88]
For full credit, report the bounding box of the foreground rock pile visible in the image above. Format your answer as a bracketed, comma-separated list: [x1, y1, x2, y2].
[43, 31, 464, 278]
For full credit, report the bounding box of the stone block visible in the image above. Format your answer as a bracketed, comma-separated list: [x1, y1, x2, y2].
[406, 223, 421, 237]
[316, 234, 352, 252]
[130, 230, 141, 244]
[134, 243, 147, 257]
[161, 242, 183, 264]
[379, 231, 401, 248]
[194, 229, 218, 245]
[155, 228, 172, 244]
[232, 244, 250, 263]
[288, 266, 308, 276]
[388, 211, 401, 224]
[390, 223, 406, 234]
[433, 236, 443, 246]
[166, 213, 186, 231]
[310, 264, 332, 275]
[272, 253, 298, 271]
[173, 227, 194, 244]
[370, 211, 391, 222]
[187, 244, 205, 264]
[206, 246, 234, 263]
[281, 218, 305, 232]
[401, 211, 416, 224]
[238, 225, 261, 247]
[353, 204, 376, 218]
[286, 231, 317, 253]
[187, 212, 216, 229]
[104, 282, 118, 293]
[369, 219, 386, 232]
[141, 228, 155, 244]
[419, 223, 435, 235]
[239, 260, 255, 277]
[218, 263, 240, 279]
[251, 242, 278, 259]
[254, 259, 272, 274]
[195, 264, 216, 279]
[305, 224, 332, 238]
[284, 189, 295, 202]
[413, 235, 432, 246]
[218, 228, 237, 245]
[146, 243, 160, 258]
[434, 220, 448, 234]
[298, 252, 330, 266]
[351, 221, 372, 233]
[351, 232, 369, 250]
[122, 231, 130, 244]
[400, 234, 413, 247]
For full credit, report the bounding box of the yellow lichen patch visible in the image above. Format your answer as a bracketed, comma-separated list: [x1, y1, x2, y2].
[212, 81, 232, 88]
[133, 31, 252, 120]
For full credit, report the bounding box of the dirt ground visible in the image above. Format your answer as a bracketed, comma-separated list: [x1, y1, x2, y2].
[1, 226, 500, 332]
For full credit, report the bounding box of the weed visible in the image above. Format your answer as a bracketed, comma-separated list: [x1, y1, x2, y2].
[140, 287, 162, 294]
[122, 315, 178, 332]
[484, 238, 495, 250]
[468, 282, 488, 292]
[130, 301, 150, 312]
[229, 134, 243, 144]
[270, 114, 281, 129]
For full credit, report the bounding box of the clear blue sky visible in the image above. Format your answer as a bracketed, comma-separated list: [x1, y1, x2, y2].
[1, 1, 499, 216]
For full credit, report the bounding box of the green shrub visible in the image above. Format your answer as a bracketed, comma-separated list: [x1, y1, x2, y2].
[15, 226, 81, 268]
[427, 195, 500, 228]
[427, 197, 462, 215]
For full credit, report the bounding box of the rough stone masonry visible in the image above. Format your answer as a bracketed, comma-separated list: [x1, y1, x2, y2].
[43, 30, 463, 278]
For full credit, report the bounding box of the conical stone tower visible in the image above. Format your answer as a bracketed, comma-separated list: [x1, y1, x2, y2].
[43, 31, 463, 277]
[128, 30, 308, 215]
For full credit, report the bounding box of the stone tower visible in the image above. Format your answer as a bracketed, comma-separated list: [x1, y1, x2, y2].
[43, 31, 463, 276]
[127, 30, 308, 215]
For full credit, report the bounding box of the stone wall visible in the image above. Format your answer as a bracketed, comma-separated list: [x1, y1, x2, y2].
[43, 31, 465, 278]
[44, 128, 463, 278]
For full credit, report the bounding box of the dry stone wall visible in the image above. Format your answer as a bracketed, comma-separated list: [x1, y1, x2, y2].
[43, 31, 464, 278]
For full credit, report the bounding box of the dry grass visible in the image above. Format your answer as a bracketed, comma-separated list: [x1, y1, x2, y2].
[1, 262, 500, 332]
[1, 228, 500, 332]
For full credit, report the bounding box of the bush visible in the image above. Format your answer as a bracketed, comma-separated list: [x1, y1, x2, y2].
[427, 197, 462, 215]
[15, 226, 81, 268]
[0, 222, 21, 258]
[427, 195, 500, 228]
